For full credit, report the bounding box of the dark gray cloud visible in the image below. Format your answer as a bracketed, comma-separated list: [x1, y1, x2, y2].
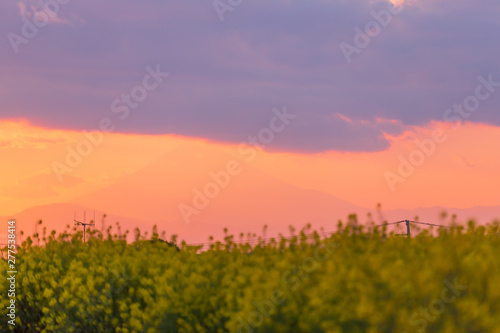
[0, 0, 499, 152]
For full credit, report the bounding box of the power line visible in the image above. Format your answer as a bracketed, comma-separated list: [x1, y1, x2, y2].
[185, 220, 456, 247]
[0, 220, 457, 249]
[186, 230, 332, 247]
[407, 220, 453, 228]
[374, 220, 406, 227]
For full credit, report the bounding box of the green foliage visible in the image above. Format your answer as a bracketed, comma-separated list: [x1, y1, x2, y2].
[1, 221, 500, 332]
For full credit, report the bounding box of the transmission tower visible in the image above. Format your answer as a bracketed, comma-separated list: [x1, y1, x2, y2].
[74, 211, 95, 242]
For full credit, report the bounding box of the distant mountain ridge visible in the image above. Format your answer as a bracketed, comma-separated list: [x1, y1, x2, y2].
[1, 146, 498, 244]
[1, 202, 499, 245]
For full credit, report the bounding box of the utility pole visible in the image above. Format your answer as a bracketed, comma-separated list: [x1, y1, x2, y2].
[74, 211, 95, 242]
[405, 219, 411, 238]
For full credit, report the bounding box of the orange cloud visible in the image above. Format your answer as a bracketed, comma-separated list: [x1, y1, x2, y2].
[0, 119, 70, 149]
[2, 118, 500, 218]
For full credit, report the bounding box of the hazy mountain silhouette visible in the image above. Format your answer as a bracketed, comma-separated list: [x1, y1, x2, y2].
[1, 145, 498, 244]
[69, 145, 365, 239]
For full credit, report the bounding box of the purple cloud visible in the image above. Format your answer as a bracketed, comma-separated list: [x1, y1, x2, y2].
[1, 0, 499, 152]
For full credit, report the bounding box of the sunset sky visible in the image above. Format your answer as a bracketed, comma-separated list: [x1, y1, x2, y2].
[1, 0, 499, 235]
